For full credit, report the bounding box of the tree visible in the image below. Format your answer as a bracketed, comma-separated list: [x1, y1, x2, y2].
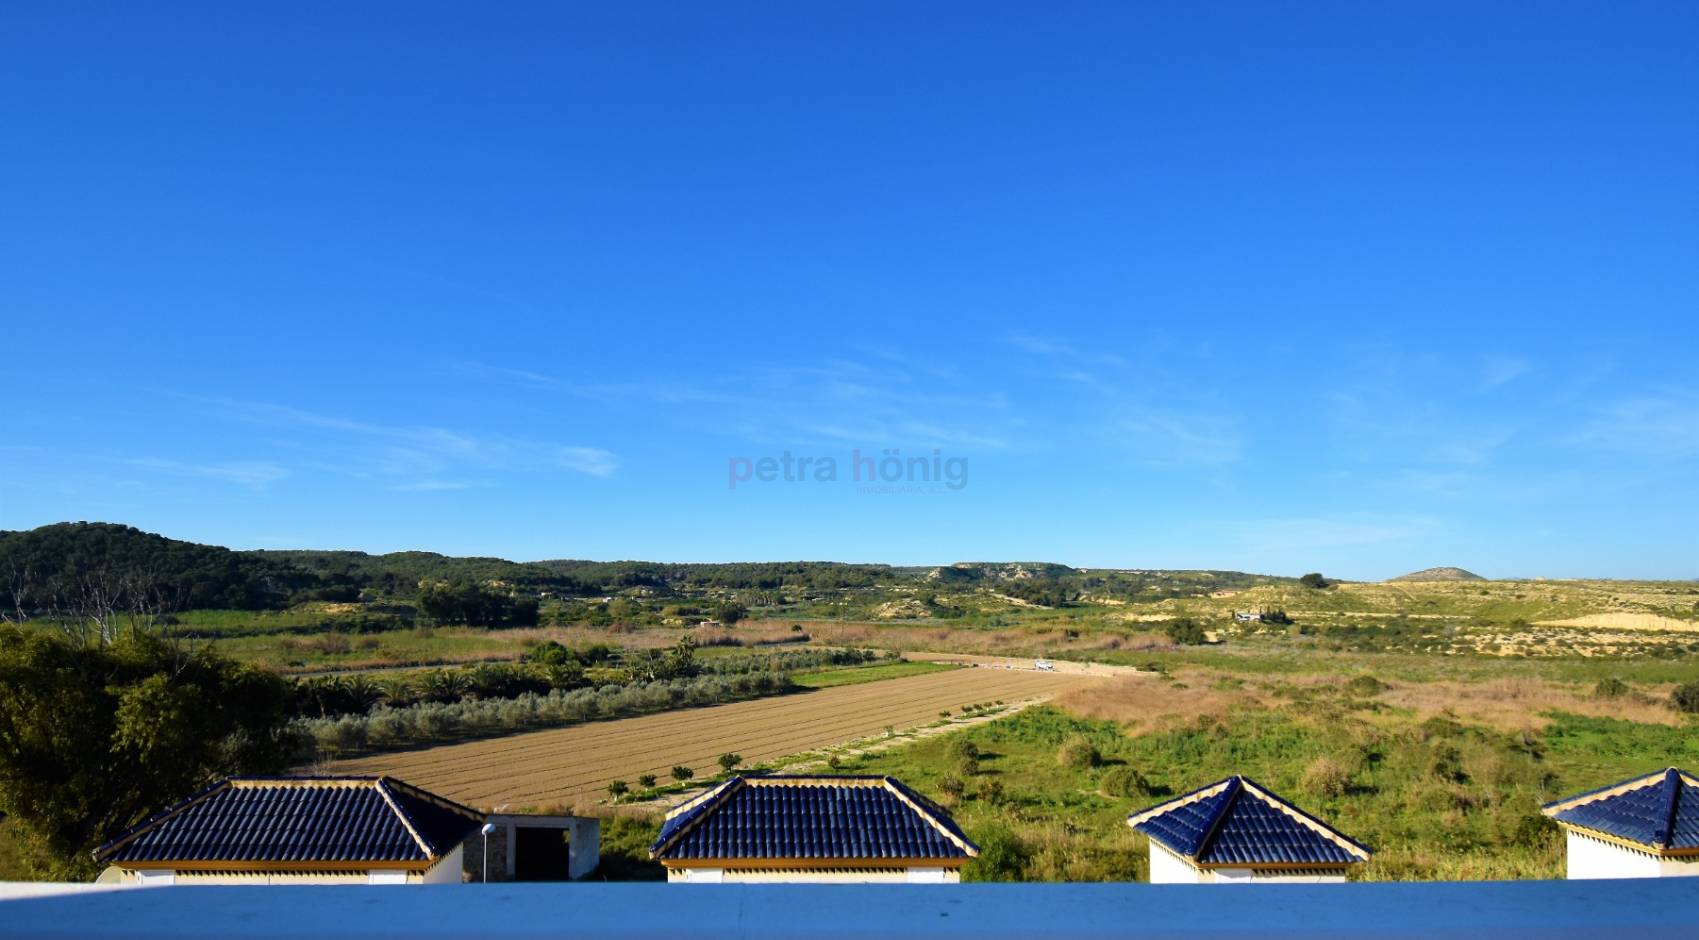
[671, 765, 695, 783]
[717, 752, 743, 774]
[1165, 618, 1207, 645]
[0, 628, 296, 878]
[1299, 573, 1331, 589]
[606, 780, 629, 799]
[637, 774, 657, 789]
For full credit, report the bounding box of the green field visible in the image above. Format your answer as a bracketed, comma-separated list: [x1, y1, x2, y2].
[791, 660, 959, 688]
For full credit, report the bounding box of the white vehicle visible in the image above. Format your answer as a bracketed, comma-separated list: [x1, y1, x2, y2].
[1034, 659, 1055, 672]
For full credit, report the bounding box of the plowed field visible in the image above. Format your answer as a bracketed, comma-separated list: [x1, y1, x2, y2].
[324, 666, 1091, 808]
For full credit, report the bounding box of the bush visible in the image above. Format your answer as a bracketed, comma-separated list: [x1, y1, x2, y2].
[672, 765, 695, 783]
[1428, 744, 1467, 783]
[1300, 756, 1351, 797]
[607, 780, 629, 799]
[637, 774, 657, 789]
[1344, 675, 1386, 697]
[963, 824, 1030, 881]
[1593, 677, 1628, 699]
[1099, 766, 1151, 799]
[1672, 682, 1699, 714]
[938, 775, 965, 803]
[1056, 735, 1101, 769]
[1165, 618, 1207, 646]
[718, 753, 743, 773]
[945, 738, 980, 762]
[955, 755, 981, 777]
[976, 778, 1008, 806]
[1299, 573, 1331, 589]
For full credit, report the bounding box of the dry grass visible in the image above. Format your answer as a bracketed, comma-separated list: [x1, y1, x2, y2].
[1535, 613, 1699, 632]
[1374, 677, 1679, 729]
[1053, 671, 1258, 734]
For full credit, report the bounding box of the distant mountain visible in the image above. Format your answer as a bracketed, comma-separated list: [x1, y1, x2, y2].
[1388, 566, 1485, 582]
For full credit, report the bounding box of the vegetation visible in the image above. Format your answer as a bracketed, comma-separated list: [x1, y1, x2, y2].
[1164, 618, 1207, 646]
[0, 627, 296, 878]
[300, 671, 795, 757]
[791, 660, 956, 688]
[844, 701, 1696, 882]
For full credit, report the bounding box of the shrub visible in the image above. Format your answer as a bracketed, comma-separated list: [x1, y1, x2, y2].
[1099, 766, 1151, 799]
[1057, 735, 1101, 769]
[671, 765, 695, 783]
[718, 753, 743, 773]
[963, 824, 1030, 881]
[976, 778, 1008, 806]
[955, 755, 981, 777]
[945, 738, 980, 762]
[607, 780, 629, 799]
[938, 775, 965, 803]
[1299, 573, 1331, 589]
[1165, 618, 1207, 646]
[637, 774, 657, 789]
[1671, 682, 1699, 714]
[1345, 676, 1386, 697]
[1593, 677, 1628, 699]
[1300, 756, 1351, 797]
[1428, 744, 1467, 783]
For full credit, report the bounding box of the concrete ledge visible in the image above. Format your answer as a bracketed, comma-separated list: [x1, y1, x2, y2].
[2, 880, 1696, 939]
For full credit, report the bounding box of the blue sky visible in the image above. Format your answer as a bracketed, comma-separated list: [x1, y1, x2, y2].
[2, 2, 1695, 579]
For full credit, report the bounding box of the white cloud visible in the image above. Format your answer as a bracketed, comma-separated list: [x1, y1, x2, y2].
[1476, 356, 1534, 393]
[127, 458, 289, 488]
[554, 447, 618, 476]
[1237, 515, 1441, 553]
[1567, 390, 1699, 460]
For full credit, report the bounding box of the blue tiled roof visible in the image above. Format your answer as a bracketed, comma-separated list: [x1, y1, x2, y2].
[1542, 768, 1699, 852]
[650, 775, 977, 862]
[94, 777, 484, 866]
[1127, 776, 1369, 867]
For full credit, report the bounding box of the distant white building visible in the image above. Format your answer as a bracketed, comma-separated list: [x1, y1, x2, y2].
[1128, 775, 1370, 884]
[1234, 611, 1262, 623]
[1543, 768, 1699, 879]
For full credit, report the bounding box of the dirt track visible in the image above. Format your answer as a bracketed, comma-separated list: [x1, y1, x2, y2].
[323, 667, 1091, 810]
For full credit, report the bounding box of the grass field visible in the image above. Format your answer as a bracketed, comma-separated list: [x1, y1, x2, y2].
[320, 666, 1089, 809]
[824, 699, 1699, 882]
[791, 660, 959, 688]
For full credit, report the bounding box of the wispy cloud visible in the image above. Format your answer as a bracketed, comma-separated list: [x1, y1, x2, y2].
[444, 359, 565, 390]
[161, 392, 620, 483]
[1002, 332, 1127, 367]
[1237, 515, 1441, 554]
[1116, 409, 1242, 467]
[1567, 389, 1699, 460]
[391, 480, 477, 492]
[554, 447, 619, 476]
[127, 458, 289, 487]
[1475, 356, 1533, 393]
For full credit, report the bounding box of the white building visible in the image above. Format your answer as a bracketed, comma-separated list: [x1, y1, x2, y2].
[93, 776, 483, 885]
[1542, 767, 1699, 879]
[1128, 775, 1370, 883]
[650, 774, 977, 883]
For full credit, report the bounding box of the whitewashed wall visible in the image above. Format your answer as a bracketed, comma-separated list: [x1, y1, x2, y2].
[1566, 832, 1699, 880]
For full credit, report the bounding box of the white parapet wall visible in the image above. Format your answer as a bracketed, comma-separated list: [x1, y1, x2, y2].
[3, 880, 1699, 939]
[1565, 832, 1699, 880]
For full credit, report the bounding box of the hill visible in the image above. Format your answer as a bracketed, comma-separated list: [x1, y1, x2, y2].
[1388, 566, 1486, 582]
